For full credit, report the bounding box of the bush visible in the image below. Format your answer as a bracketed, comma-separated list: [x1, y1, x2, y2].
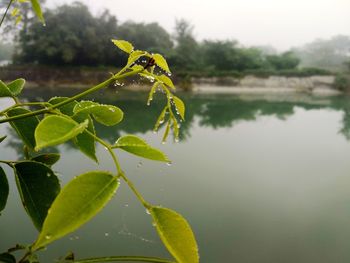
[334, 74, 350, 91]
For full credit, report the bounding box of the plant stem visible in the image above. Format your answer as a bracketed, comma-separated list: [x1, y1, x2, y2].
[0, 0, 13, 28]
[91, 134, 122, 175]
[0, 160, 16, 167]
[73, 256, 175, 263]
[0, 102, 51, 116]
[87, 131, 151, 209]
[0, 68, 143, 124]
[118, 170, 151, 209]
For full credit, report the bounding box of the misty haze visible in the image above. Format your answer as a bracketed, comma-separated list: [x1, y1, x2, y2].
[1, 0, 350, 262]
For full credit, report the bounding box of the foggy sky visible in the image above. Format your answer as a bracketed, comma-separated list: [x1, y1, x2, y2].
[47, 0, 350, 51]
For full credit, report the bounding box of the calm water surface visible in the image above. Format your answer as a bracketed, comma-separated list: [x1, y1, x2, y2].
[2, 89, 350, 262]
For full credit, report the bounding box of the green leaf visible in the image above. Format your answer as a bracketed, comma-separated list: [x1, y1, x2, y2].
[14, 161, 60, 231]
[31, 153, 60, 166]
[127, 50, 147, 65]
[154, 107, 167, 132]
[150, 207, 199, 263]
[113, 135, 169, 162]
[30, 0, 45, 24]
[171, 116, 179, 141]
[162, 121, 171, 143]
[32, 171, 119, 250]
[172, 96, 185, 120]
[153, 54, 171, 73]
[132, 65, 145, 72]
[7, 78, 25, 96]
[35, 116, 88, 151]
[112, 40, 134, 54]
[0, 253, 16, 263]
[7, 108, 40, 150]
[48, 97, 78, 116]
[147, 82, 161, 106]
[73, 102, 124, 126]
[0, 166, 9, 213]
[0, 80, 13, 97]
[0, 136, 7, 143]
[158, 75, 175, 90]
[72, 113, 97, 162]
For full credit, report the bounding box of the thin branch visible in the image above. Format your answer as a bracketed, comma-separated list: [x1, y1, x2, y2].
[0, 0, 14, 28]
[0, 68, 143, 124]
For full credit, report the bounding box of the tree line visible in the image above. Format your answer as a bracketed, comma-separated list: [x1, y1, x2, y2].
[3, 1, 348, 76]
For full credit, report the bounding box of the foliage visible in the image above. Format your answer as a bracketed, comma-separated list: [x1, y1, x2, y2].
[265, 51, 300, 70]
[0, 2, 198, 263]
[115, 21, 173, 56]
[15, 2, 119, 66]
[11, 2, 340, 80]
[293, 35, 350, 71]
[200, 40, 265, 71]
[334, 74, 350, 91]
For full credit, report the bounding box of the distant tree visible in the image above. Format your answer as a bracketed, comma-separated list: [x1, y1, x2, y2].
[0, 42, 13, 61]
[170, 19, 200, 70]
[266, 51, 300, 70]
[14, 2, 119, 66]
[344, 60, 350, 72]
[293, 35, 350, 71]
[201, 40, 238, 71]
[253, 45, 277, 56]
[200, 40, 265, 71]
[115, 21, 173, 55]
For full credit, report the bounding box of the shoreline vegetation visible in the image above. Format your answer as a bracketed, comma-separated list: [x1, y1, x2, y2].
[1, 1, 349, 94]
[0, 65, 346, 95]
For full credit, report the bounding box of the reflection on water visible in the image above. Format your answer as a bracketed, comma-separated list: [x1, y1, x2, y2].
[2, 88, 350, 262]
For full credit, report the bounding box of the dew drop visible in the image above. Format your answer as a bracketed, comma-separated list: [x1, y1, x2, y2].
[145, 209, 151, 215]
[147, 101, 150, 106]
[105, 233, 109, 237]
[45, 235, 52, 240]
[161, 141, 166, 145]
[137, 161, 143, 168]
[166, 162, 172, 166]
[174, 138, 179, 143]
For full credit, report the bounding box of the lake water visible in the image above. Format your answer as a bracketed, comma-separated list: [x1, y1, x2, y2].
[2, 88, 350, 262]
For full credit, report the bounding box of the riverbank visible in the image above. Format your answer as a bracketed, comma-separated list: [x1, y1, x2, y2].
[191, 75, 340, 95]
[0, 65, 342, 94]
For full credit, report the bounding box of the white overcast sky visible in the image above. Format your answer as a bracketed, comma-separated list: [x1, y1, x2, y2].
[47, 0, 350, 51]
